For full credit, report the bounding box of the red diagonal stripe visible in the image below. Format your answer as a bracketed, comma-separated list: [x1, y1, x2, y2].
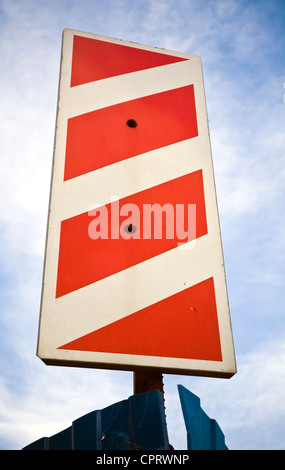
[58, 277, 222, 362]
[56, 170, 207, 298]
[71, 35, 187, 87]
[64, 85, 198, 181]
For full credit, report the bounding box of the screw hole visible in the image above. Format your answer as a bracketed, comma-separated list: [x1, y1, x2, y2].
[126, 119, 138, 128]
[124, 223, 137, 234]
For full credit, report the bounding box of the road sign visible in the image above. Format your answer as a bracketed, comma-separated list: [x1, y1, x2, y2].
[37, 29, 236, 378]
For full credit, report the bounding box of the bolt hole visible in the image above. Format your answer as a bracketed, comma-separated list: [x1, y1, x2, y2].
[124, 223, 137, 234]
[126, 119, 138, 128]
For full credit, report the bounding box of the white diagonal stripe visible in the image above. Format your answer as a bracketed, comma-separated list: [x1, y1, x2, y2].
[61, 59, 201, 119]
[57, 137, 206, 221]
[41, 232, 223, 348]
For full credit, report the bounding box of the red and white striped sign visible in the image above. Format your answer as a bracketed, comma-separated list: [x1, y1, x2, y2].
[37, 29, 236, 377]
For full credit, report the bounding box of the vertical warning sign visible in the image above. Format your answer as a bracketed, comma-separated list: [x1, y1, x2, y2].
[37, 29, 236, 378]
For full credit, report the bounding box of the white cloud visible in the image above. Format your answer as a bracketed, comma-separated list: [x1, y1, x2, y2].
[0, 361, 133, 449]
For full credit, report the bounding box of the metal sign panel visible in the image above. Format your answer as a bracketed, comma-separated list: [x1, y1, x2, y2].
[37, 29, 236, 378]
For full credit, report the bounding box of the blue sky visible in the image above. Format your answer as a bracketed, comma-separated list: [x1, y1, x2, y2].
[0, 0, 285, 450]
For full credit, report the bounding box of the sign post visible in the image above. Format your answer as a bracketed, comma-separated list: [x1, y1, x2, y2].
[37, 29, 236, 380]
[133, 371, 164, 395]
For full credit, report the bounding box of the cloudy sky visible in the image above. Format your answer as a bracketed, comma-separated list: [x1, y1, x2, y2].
[0, 0, 285, 450]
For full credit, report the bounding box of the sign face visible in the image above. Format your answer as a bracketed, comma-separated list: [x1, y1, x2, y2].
[37, 29, 236, 378]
